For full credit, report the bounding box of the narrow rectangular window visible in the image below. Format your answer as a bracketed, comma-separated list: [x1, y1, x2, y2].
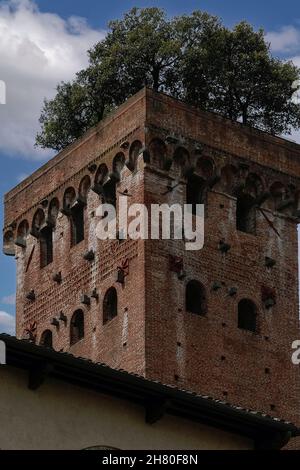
[40, 226, 53, 268]
[71, 206, 84, 246]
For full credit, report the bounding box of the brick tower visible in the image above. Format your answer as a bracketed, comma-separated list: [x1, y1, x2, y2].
[3, 88, 300, 425]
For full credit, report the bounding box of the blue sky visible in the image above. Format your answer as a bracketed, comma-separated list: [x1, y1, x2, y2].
[35, 0, 300, 31]
[0, 0, 300, 333]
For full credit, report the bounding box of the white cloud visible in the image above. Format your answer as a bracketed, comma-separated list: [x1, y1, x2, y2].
[265, 24, 300, 145]
[0, 0, 105, 159]
[0, 310, 15, 335]
[1, 293, 16, 305]
[291, 55, 300, 68]
[266, 26, 300, 53]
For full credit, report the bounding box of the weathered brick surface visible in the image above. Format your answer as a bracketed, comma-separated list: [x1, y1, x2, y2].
[3, 88, 300, 429]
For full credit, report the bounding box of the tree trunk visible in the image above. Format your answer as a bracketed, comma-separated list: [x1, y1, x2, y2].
[152, 66, 160, 91]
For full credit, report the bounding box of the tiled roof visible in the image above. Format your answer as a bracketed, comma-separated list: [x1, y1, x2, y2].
[0, 333, 298, 448]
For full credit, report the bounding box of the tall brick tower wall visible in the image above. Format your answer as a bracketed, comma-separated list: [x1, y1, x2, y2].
[143, 92, 300, 424]
[3, 87, 300, 425]
[3, 89, 148, 374]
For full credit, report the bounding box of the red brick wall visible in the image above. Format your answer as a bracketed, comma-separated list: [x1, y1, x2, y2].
[4, 89, 146, 227]
[3, 87, 300, 427]
[4, 90, 147, 375]
[144, 177, 299, 423]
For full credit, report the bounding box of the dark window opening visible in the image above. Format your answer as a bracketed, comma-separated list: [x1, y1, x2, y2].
[40, 226, 53, 268]
[16, 220, 29, 247]
[187, 176, 205, 216]
[186, 280, 207, 315]
[236, 195, 256, 234]
[103, 287, 118, 324]
[238, 299, 257, 332]
[40, 330, 53, 348]
[103, 180, 116, 208]
[70, 310, 84, 345]
[71, 206, 84, 246]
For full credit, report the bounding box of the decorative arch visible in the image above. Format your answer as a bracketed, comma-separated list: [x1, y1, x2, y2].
[112, 152, 125, 177]
[48, 198, 59, 226]
[92, 164, 109, 196]
[16, 219, 29, 247]
[79, 175, 91, 200]
[3, 230, 15, 256]
[127, 140, 143, 172]
[101, 153, 125, 207]
[95, 164, 109, 185]
[63, 187, 76, 211]
[32, 209, 45, 236]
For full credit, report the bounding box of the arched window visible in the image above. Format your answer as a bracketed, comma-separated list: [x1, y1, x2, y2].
[128, 140, 142, 172]
[70, 310, 84, 345]
[186, 280, 207, 315]
[95, 164, 108, 185]
[112, 152, 125, 177]
[40, 225, 53, 268]
[103, 287, 118, 324]
[40, 330, 53, 348]
[16, 220, 29, 248]
[236, 194, 256, 234]
[32, 208, 45, 237]
[48, 198, 59, 226]
[238, 299, 257, 332]
[63, 187, 76, 210]
[103, 153, 125, 208]
[79, 175, 91, 201]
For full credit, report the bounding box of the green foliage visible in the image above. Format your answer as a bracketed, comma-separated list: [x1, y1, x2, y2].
[182, 21, 300, 134]
[36, 8, 300, 151]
